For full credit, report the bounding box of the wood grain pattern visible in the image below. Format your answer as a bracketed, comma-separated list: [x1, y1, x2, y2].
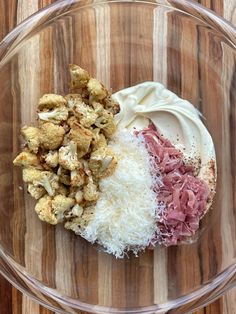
[0, 0, 235, 313]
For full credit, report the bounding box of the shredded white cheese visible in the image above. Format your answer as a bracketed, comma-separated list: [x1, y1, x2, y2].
[81, 130, 157, 258]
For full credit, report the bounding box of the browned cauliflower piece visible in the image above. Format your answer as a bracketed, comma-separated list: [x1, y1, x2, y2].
[52, 194, 75, 221]
[65, 206, 94, 233]
[27, 184, 46, 200]
[65, 204, 84, 219]
[65, 93, 83, 109]
[57, 166, 71, 186]
[83, 177, 99, 202]
[73, 102, 98, 128]
[89, 147, 117, 178]
[39, 122, 65, 150]
[68, 122, 93, 157]
[58, 141, 80, 171]
[44, 150, 59, 168]
[91, 128, 107, 151]
[95, 112, 116, 138]
[35, 194, 74, 225]
[35, 195, 57, 224]
[71, 168, 85, 187]
[22, 168, 59, 196]
[38, 94, 67, 110]
[13, 151, 41, 168]
[87, 78, 108, 100]
[38, 107, 69, 124]
[69, 64, 90, 89]
[21, 126, 40, 154]
[104, 96, 120, 115]
[69, 187, 83, 204]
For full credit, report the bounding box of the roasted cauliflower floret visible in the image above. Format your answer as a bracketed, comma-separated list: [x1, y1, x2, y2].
[22, 168, 59, 196]
[83, 177, 99, 201]
[65, 206, 94, 233]
[65, 204, 84, 219]
[35, 194, 74, 225]
[35, 195, 57, 224]
[44, 150, 59, 168]
[95, 113, 116, 138]
[39, 122, 65, 150]
[58, 141, 80, 171]
[91, 128, 107, 151]
[69, 64, 90, 89]
[68, 123, 93, 157]
[57, 166, 71, 186]
[89, 147, 117, 178]
[13, 151, 40, 168]
[52, 194, 75, 221]
[38, 107, 69, 124]
[65, 93, 83, 109]
[21, 126, 40, 153]
[104, 96, 120, 115]
[73, 102, 98, 128]
[38, 94, 67, 110]
[71, 168, 85, 187]
[87, 78, 108, 100]
[27, 184, 46, 200]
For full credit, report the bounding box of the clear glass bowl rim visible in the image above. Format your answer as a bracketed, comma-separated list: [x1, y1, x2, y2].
[0, 0, 235, 313]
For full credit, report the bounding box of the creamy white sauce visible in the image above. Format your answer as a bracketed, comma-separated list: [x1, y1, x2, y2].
[113, 82, 216, 190]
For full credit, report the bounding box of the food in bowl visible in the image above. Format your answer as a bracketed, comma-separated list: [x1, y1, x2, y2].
[13, 65, 217, 258]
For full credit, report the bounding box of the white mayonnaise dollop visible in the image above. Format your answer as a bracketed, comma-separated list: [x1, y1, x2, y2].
[113, 82, 216, 190]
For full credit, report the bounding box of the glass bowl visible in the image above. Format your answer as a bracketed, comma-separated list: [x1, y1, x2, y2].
[0, 0, 235, 313]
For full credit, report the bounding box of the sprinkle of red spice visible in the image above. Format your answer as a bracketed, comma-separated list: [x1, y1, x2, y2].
[136, 124, 210, 246]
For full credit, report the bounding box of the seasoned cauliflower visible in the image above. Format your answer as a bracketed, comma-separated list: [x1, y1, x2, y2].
[38, 107, 69, 124]
[52, 194, 75, 221]
[104, 96, 120, 115]
[22, 168, 42, 183]
[73, 102, 98, 128]
[38, 94, 67, 110]
[35, 195, 57, 224]
[21, 126, 40, 153]
[39, 122, 65, 150]
[71, 168, 85, 187]
[64, 217, 83, 234]
[68, 123, 93, 157]
[65, 204, 84, 219]
[44, 150, 59, 168]
[91, 128, 107, 151]
[65, 93, 83, 109]
[87, 78, 108, 100]
[35, 194, 74, 225]
[83, 177, 99, 201]
[95, 113, 116, 138]
[13, 151, 40, 168]
[23, 168, 59, 196]
[69, 64, 90, 89]
[57, 166, 71, 186]
[89, 147, 117, 178]
[58, 141, 80, 171]
[27, 184, 46, 200]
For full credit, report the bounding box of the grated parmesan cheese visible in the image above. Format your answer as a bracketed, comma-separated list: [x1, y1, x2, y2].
[80, 130, 157, 258]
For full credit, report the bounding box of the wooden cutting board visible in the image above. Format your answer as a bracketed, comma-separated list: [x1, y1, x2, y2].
[0, 1, 235, 314]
